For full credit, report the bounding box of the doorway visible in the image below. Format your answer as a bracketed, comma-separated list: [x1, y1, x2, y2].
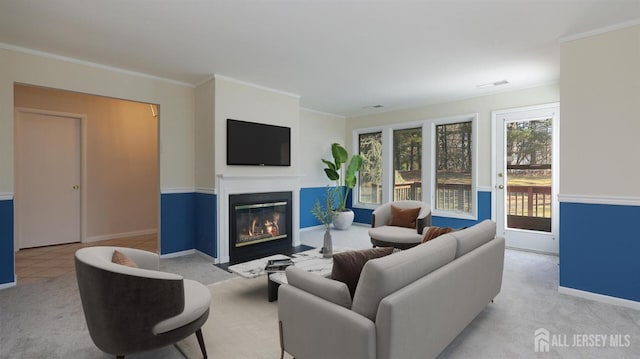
[13, 84, 159, 256]
[492, 103, 559, 254]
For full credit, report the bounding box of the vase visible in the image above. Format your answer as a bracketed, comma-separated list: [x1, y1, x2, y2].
[322, 229, 333, 258]
[332, 209, 355, 230]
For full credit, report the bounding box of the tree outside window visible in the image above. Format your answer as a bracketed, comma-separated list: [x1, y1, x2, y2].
[358, 132, 382, 205]
[435, 121, 472, 213]
[393, 127, 422, 201]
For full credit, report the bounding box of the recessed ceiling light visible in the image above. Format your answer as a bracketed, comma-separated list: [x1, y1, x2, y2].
[477, 80, 509, 89]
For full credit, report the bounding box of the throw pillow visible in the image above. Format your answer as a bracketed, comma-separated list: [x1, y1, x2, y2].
[331, 247, 394, 298]
[422, 226, 454, 243]
[388, 205, 421, 228]
[111, 250, 138, 268]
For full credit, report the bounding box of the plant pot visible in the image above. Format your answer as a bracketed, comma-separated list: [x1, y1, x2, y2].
[332, 209, 354, 230]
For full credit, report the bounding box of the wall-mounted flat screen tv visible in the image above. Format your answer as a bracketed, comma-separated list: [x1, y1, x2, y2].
[227, 119, 291, 166]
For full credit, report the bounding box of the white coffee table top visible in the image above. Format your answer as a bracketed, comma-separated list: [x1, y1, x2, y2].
[269, 247, 351, 285]
[227, 247, 353, 283]
[228, 253, 292, 279]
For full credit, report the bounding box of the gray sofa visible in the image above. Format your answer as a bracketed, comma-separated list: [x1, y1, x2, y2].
[278, 220, 504, 359]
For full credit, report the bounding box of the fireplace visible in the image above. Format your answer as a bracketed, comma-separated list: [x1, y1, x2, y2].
[229, 191, 292, 264]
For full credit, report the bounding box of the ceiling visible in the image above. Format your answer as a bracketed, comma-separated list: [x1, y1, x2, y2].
[1, 1, 639, 117]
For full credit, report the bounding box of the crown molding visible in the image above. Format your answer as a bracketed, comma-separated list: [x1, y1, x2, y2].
[559, 18, 640, 43]
[213, 74, 300, 99]
[0, 43, 194, 87]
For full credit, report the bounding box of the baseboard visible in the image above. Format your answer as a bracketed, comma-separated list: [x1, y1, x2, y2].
[196, 249, 217, 263]
[300, 222, 370, 232]
[85, 229, 157, 243]
[558, 286, 640, 311]
[160, 249, 196, 258]
[0, 277, 17, 290]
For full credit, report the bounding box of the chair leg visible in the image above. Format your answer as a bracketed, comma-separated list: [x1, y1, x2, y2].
[195, 328, 207, 359]
[279, 321, 285, 359]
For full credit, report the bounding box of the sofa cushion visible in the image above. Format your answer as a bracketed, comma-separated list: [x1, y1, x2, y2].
[286, 266, 352, 308]
[422, 226, 455, 243]
[388, 205, 421, 228]
[368, 226, 423, 244]
[331, 247, 394, 298]
[450, 220, 496, 258]
[111, 249, 138, 268]
[351, 235, 457, 321]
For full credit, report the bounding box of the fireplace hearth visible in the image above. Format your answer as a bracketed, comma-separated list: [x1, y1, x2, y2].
[229, 191, 292, 264]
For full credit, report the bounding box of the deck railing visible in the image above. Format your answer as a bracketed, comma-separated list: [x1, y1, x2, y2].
[507, 185, 551, 218]
[365, 182, 552, 221]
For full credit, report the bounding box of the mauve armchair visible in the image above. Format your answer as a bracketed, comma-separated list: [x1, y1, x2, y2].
[74, 246, 211, 359]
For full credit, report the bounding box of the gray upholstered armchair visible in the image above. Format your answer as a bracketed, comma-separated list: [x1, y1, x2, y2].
[74, 246, 211, 359]
[368, 200, 431, 249]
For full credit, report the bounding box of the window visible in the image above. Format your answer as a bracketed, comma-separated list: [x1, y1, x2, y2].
[393, 127, 422, 201]
[358, 132, 383, 205]
[353, 114, 477, 219]
[434, 121, 473, 214]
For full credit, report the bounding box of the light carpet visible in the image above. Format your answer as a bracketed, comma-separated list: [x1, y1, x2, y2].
[177, 277, 293, 359]
[177, 250, 640, 359]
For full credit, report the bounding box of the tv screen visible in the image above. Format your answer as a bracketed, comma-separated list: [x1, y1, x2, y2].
[227, 119, 291, 166]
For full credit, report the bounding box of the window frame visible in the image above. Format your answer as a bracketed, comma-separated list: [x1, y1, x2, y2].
[351, 114, 478, 221]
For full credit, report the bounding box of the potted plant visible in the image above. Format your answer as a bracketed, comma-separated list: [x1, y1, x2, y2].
[311, 186, 339, 257]
[321, 143, 363, 230]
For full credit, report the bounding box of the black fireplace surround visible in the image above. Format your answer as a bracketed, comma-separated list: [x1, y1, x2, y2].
[229, 191, 293, 264]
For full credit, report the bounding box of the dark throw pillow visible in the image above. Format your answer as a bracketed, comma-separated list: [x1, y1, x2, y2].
[331, 247, 394, 298]
[388, 205, 421, 229]
[422, 226, 455, 243]
[111, 249, 138, 268]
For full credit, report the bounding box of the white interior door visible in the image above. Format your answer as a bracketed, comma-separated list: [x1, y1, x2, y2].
[16, 109, 81, 248]
[492, 103, 559, 254]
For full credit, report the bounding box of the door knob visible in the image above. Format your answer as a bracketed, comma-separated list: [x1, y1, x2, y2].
[73, 185, 80, 190]
[498, 185, 504, 189]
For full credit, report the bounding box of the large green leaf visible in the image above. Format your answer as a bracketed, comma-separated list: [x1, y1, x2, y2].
[331, 143, 348, 167]
[324, 168, 340, 181]
[321, 159, 337, 172]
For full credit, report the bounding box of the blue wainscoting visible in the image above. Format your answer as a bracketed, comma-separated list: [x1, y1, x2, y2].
[300, 187, 327, 228]
[195, 192, 217, 258]
[0, 199, 14, 285]
[560, 202, 640, 302]
[160, 192, 196, 255]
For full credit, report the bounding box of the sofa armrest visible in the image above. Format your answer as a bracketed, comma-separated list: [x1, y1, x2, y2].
[278, 284, 376, 359]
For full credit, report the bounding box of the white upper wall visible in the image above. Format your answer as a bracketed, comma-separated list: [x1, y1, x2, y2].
[213, 76, 300, 178]
[560, 25, 640, 198]
[195, 78, 216, 191]
[345, 84, 560, 188]
[299, 109, 346, 188]
[0, 47, 195, 193]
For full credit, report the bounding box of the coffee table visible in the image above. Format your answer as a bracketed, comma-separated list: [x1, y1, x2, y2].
[228, 247, 351, 301]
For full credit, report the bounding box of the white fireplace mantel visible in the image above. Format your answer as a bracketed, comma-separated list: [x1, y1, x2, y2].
[216, 173, 303, 263]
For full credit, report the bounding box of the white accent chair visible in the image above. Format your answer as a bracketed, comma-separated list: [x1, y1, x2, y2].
[368, 200, 432, 249]
[74, 246, 211, 359]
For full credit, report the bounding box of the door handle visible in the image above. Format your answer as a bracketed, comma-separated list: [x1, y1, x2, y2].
[497, 185, 504, 189]
[73, 185, 80, 190]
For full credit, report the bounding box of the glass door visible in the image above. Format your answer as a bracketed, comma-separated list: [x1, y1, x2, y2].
[493, 103, 559, 253]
